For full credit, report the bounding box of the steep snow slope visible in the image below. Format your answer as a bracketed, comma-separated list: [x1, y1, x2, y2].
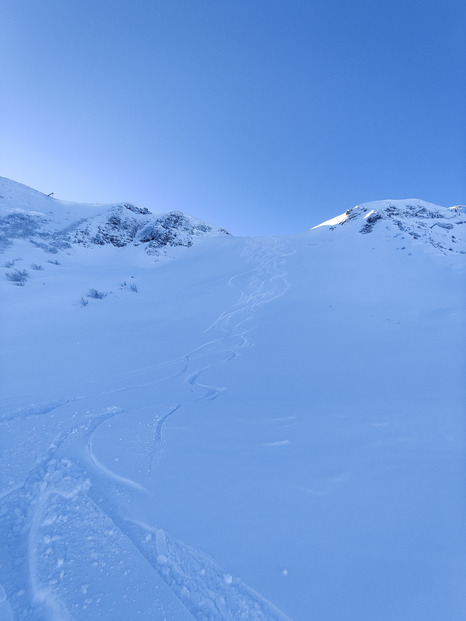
[0, 180, 465, 621]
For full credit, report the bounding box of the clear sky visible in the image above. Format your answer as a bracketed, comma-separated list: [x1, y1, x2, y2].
[1, 0, 464, 235]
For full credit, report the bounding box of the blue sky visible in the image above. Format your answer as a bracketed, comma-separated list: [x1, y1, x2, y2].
[1, 0, 464, 235]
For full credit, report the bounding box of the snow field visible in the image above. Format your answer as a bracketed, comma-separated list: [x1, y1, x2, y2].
[1, 180, 465, 620]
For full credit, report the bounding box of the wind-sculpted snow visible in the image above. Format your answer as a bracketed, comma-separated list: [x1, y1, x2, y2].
[0, 231, 293, 620]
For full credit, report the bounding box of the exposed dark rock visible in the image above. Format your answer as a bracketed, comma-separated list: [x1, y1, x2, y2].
[124, 203, 151, 216]
[0, 202, 229, 258]
[360, 213, 383, 234]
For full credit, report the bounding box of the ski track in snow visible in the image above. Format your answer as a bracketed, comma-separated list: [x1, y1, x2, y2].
[0, 237, 294, 620]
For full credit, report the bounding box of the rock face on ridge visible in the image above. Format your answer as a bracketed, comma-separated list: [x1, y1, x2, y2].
[67, 204, 229, 255]
[0, 177, 230, 255]
[313, 199, 466, 255]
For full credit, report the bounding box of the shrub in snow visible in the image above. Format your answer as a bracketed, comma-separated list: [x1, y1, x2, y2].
[120, 281, 138, 293]
[5, 269, 29, 286]
[3, 257, 21, 267]
[80, 296, 89, 307]
[47, 259, 60, 265]
[87, 288, 106, 299]
[31, 264, 44, 270]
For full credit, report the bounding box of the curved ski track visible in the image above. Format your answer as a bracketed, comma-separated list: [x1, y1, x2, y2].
[0, 237, 294, 620]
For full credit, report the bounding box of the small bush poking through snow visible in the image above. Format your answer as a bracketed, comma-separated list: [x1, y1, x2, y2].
[80, 296, 89, 307]
[87, 288, 107, 299]
[5, 269, 29, 286]
[47, 259, 60, 265]
[3, 258, 21, 268]
[121, 281, 138, 293]
[31, 264, 44, 271]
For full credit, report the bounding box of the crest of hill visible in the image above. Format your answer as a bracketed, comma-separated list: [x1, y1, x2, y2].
[312, 199, 466, 255]
[0, 177, 230, 256]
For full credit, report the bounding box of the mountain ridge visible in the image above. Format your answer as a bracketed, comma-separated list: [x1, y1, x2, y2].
[0, 177, 230, 256]
[313, 198, 466, 256]
[2, 177, 465, 257]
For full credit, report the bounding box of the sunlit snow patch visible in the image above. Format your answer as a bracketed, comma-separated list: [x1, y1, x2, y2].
[311, 211, 349, 228]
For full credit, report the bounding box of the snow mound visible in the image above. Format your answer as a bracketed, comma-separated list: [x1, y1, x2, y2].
[0, 177, 230, 256]
[313, 199, 466, 255]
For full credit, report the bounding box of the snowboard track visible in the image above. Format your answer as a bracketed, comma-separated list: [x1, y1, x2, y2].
[0, 237, 294, 620]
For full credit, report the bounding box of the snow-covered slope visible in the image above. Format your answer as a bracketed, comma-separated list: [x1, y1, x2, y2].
[0, 177, 230, 256]
[313, 198, 466, 255]
[0, 179, 465, 621]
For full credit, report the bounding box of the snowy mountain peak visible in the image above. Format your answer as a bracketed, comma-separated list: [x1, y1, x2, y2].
[313, 198, 466, 255]
[0, 177, 230, 256]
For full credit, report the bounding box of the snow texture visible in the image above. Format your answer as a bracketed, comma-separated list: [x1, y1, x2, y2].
[0, 178, 465, 620]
